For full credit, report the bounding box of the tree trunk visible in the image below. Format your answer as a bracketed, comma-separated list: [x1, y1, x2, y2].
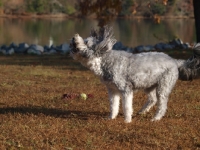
[193, 0, 200, 43]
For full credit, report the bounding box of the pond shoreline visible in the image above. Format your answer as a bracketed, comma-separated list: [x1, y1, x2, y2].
[0, 14, 194, 20]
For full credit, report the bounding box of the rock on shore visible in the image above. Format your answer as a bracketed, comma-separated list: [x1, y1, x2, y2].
[0, 38, 192, 55]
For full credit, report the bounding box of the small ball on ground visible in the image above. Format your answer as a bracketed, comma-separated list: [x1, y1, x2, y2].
[80, 93, 87, 100]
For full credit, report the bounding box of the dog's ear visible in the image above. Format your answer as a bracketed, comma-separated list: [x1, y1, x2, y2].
[94, 26, 116, 53]
[95, 38, 116, 53]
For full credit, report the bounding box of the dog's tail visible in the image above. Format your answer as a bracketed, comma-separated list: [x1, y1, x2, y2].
[178, 43, 200, 80]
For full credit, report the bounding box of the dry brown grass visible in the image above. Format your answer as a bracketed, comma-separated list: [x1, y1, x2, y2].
[0, 52, 199, 149]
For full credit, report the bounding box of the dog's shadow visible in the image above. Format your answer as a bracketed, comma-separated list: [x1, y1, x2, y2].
[0, 106, 108, 120]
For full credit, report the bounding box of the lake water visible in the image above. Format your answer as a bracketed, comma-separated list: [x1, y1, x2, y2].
[0, 18, 196, 48]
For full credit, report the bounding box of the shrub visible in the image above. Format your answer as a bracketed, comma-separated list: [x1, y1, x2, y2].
[26, 0, 48, 14]
[120, 0, 134, 16]
[49, 2, 64, 14]
[65, 5, 76, 15]
[151, 3, 166, 15]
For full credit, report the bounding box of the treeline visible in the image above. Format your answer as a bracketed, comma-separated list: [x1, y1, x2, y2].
[0, 0, 194, 18]
[0, 0, 76, 15]
[26, 0, 75, 15]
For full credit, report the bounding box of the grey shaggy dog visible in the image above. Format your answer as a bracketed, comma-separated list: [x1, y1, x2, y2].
[70, 26, 200, 123]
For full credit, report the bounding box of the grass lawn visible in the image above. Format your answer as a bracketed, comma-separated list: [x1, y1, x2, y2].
[0, 51, 199, 149]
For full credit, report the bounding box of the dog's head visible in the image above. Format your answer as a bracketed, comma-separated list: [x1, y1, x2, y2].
[70, 33, 95, 62]
[70, 26, 117, 61]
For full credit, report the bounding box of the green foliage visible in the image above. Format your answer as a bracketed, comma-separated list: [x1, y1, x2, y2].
[65, 5, 76, 15]
[0, 0, 193, 17]
[151, 3, 166, 15]
[49, 2, 63, 14]
[25, 0, 76, 15]
[120, 0, 134, 16]
[0, 0, 3, 7]
[77, 0, 122, 17]
[26, 0, 48, 14]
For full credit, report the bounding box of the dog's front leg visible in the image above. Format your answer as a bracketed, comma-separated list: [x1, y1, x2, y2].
[122, 91, 133, 123]
[107, 88, 121, 120]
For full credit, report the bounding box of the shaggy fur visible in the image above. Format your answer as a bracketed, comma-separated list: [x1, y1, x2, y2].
[70, 26, 200, 123]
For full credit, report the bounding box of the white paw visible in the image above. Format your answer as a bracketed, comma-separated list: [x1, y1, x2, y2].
[124, 117, 132, 123]
[151, 117, 161, 122]
[138, 110, 146, 115]
[108, 115, 116, 120]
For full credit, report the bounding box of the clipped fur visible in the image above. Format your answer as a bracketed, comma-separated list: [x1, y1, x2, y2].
[70, 26, 200, 123]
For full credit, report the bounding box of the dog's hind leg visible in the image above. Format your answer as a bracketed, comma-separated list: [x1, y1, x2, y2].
[151, 69, 178, 121]
[107, 88, 121, 120]
[121, 91, 133, 123]
[138, 88, 157, 115]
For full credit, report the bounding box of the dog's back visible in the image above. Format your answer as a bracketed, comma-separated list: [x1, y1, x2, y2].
[101, 50, 179, 90]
